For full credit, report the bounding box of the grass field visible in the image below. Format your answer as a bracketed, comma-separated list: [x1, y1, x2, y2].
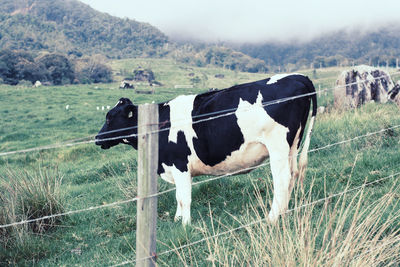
[1, 59, 399, 266]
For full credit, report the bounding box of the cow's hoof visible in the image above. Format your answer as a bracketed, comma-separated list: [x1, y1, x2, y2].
[182, 218, 191, 226]
[268, 211, 279, 224]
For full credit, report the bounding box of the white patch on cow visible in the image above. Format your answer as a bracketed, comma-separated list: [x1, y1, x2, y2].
[234, 91, 292, 223]
[190, 141, 269, 177]
[236, 91, 288, 143]
[160, 164, 192, 225]
[167, 95, 198, 146]
[122, 139, 129, 144]
[160, 163, 175, 184]
[113, 101, 121, 108]
[189, 91, 289, 178]
[267, 73, 302, 85]
[265, 129, 291, 223]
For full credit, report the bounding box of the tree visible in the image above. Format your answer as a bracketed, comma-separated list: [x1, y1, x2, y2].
[36, 53, 75, 85]
[74, 55, 113, 84]
[15, 60, 47, 83]
[0, 49, 37, 85]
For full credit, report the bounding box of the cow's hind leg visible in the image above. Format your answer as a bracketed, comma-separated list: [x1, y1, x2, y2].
[171, 167, 192, 225]
[288, 126, 302, 195]
[262, 129, 291, 223]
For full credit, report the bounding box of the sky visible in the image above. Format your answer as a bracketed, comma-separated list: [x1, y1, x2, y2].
[80, 0, 400, 43]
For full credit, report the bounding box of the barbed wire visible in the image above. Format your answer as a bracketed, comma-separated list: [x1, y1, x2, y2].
[0, 196, 139, 229]
[111, 171, 400, 267]
[0, 123, 398, 229]
[100, 72, 397, 137]
[1, 73, 397, 157]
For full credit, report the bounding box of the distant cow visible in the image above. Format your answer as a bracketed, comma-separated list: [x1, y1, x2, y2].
[119, 80, 134, 89]
[334, 65, 394, 109]
[388, 81, 400, 107]
[33, 80, 42, 88]
[96, 74, 317, 225]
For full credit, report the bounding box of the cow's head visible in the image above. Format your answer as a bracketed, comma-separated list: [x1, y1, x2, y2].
[95, 98, 138, 149]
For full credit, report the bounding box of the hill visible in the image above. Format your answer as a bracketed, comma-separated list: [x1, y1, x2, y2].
[0, 0, 168, 58]
[0, 0, 267, 74]
[2, 0, 400, 75]
[237, 25, 400, 71]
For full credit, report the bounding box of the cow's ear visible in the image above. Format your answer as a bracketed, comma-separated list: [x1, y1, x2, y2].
[124, 104, 136, 119]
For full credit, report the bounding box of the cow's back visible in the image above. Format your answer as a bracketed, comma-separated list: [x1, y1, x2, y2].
[157, 75, 316, 178]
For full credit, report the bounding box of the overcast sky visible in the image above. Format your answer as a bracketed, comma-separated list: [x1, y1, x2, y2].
[80, 0, 400, 43]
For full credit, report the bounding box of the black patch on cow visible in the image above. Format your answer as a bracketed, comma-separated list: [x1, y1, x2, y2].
[389, 84, 400, 99]
[157, 104, 192, 174]
[191, 76, 315, 167]
[191, 79, 261, 167]
[192, 92, 245, 166]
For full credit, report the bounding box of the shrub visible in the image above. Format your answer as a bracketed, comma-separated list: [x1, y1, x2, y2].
[17, 79, 33, 87]
[0, 167, 64, 249]
[133, 68, 155, 82]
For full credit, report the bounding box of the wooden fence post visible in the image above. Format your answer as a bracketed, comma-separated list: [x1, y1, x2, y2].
[136, 103, 159, 267]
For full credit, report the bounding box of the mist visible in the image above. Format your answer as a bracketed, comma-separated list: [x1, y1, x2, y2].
[80, 0, 400, 43]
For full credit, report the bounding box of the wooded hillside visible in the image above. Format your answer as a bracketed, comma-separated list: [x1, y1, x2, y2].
[0, 0, 168, 58]
[238, 26, 400, 71]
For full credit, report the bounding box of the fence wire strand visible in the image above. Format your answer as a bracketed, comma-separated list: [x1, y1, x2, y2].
[0, 123, 398, 230]
[111, 171, 400, 267]
[1, 73, 398, 157]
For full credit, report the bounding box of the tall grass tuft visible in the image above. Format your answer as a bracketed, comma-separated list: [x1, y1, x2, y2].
[0, 167, 64, 249]
[171, 178, 400, 266]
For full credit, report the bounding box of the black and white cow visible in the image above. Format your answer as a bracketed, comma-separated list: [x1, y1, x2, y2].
[95, 74, 317, 225]
[388, 82, 400, 107]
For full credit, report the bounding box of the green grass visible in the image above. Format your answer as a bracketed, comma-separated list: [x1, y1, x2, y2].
[0, 59, 399, 266]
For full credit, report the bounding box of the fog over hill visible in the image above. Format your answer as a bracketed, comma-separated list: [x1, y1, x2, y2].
[236, 24, 400, 71]
[80, 0, 400, 44]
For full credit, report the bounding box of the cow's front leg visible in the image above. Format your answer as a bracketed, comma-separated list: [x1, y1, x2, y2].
[263, 131, 291, 223]
[171, 167, 192, 225]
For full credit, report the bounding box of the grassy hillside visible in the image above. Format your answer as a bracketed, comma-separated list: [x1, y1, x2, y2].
[0, 60, 399, 266]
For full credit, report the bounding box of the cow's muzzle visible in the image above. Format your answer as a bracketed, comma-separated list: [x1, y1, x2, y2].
[95, 137, 111, 149]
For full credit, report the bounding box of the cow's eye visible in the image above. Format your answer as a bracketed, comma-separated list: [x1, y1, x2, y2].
[106, 118, 110, 125]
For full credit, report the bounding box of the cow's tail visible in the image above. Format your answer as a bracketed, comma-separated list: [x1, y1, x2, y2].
[298, 77, 317, 187]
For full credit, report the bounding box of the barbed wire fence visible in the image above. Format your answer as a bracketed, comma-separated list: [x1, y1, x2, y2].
[1, 73, 399, 266]
[111, 171, 400, 267]
[1, 73, 398, 158]
[0, 121, 399, 230]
